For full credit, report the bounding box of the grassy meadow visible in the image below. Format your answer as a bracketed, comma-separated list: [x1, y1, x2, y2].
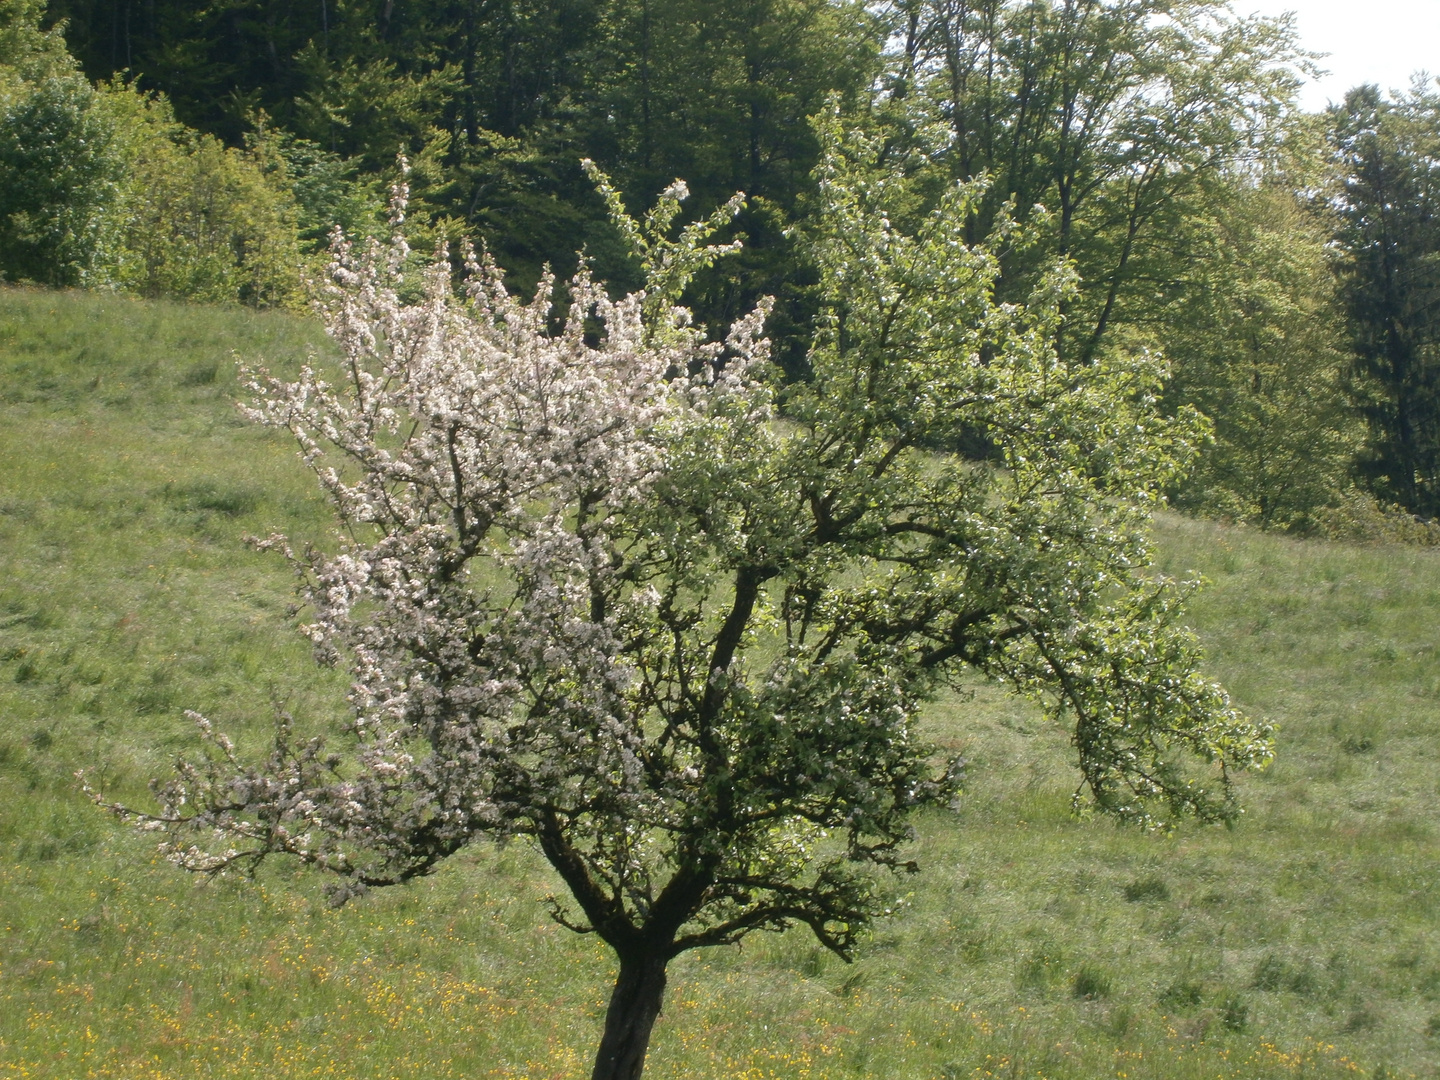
[1, 286, 1438, 1079]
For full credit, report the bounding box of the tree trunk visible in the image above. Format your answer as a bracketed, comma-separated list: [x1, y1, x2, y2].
[590, 949, 670, 1080]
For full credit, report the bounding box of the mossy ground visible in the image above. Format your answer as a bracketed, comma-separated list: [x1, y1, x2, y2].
[1, 287, 1437, 1078]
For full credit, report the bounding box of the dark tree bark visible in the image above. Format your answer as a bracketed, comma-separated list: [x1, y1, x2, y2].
[590, 948, 671, 1080]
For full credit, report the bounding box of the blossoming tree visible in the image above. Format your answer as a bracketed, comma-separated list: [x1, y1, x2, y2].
[98, 120, 1272, 1080]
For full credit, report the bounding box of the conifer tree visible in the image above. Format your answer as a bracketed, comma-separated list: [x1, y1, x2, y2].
[1330, 83, 1440, 518]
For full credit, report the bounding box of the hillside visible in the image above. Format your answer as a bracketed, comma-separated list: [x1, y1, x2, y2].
[1, 287, 1438, 1079]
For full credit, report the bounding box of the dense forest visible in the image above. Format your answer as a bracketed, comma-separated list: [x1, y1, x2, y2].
[3, 0, 1439, 531]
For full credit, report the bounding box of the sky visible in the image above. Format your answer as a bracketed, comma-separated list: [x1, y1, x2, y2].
[1236, 0, 1439, 110]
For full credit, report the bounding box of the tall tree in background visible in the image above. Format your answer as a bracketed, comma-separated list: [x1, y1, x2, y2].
[1163, 154, 1355, 530]
[0, 0, 310, 302]
[588, 0, 876, 202]
[48, 0, 327, 142]
[876, 0, 1304, 364]
[1330, 83, 1440, 519]
[47, 0, 614, 285]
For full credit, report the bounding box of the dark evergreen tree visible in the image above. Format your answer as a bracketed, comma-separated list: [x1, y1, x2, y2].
[48, 0, 328, 142]
[1330, 83, 1440, 518]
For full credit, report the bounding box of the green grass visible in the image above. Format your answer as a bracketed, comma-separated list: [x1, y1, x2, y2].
[2, 286, 1438, 1078]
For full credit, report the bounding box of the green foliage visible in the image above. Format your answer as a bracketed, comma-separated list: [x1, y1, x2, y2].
[1164, 165, 1358, 531]
[1329, 82, 1440, 518]
[46, 0, 882, 364]
[40, 0, 1321, 386]
[100, 84, 303, 306]
[796, 112, 1269, 828]
[289, 49, 456, 177]
[0, 2, 307, 305]
[0, 73, 124, 286]
[0, 1, 126, 287]
[582, 158, 744, 327]
[1313, 490, 1440, 547]
[877, 0, 1307, 363]
[1, 289, 1439, 1076]
[591, 0, 879, 199]
[0, 0, 70, 79]
[587, 0, 882, 369]
[245, 117, 382, 252]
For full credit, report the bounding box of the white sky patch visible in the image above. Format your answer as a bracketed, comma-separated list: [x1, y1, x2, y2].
[1238, 0, 1439, 110]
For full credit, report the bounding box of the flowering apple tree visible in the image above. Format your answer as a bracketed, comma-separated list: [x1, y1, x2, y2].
[96, 121, 1272, 1080]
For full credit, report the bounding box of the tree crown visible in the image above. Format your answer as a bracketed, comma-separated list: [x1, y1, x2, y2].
[99, 127, 1271, 968]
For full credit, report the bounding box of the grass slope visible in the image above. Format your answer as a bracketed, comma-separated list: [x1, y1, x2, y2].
[1, 286, 1438, 1079]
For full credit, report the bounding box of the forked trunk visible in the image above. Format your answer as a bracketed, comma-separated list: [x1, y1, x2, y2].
[590, 949, 670, 1080]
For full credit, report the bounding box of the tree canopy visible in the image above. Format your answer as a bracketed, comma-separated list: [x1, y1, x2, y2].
[1330, 82, 1440, 519]
[29, 0, 1440, 528]
[871, 0, 1306, 361]
[98, 125, 1272, 1078]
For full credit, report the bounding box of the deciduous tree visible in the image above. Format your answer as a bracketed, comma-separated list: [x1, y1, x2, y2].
[97, 128, 1271, 1079]
[876, 0, 1305, 363]
[0, 0, 123, 286]
[1163, 148, 1356, 531]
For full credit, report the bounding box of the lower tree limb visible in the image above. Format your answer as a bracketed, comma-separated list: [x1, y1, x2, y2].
[590, 948, 670, 1080]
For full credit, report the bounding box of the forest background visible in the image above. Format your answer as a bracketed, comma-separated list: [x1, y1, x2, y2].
[1, 0, 1438, 536]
